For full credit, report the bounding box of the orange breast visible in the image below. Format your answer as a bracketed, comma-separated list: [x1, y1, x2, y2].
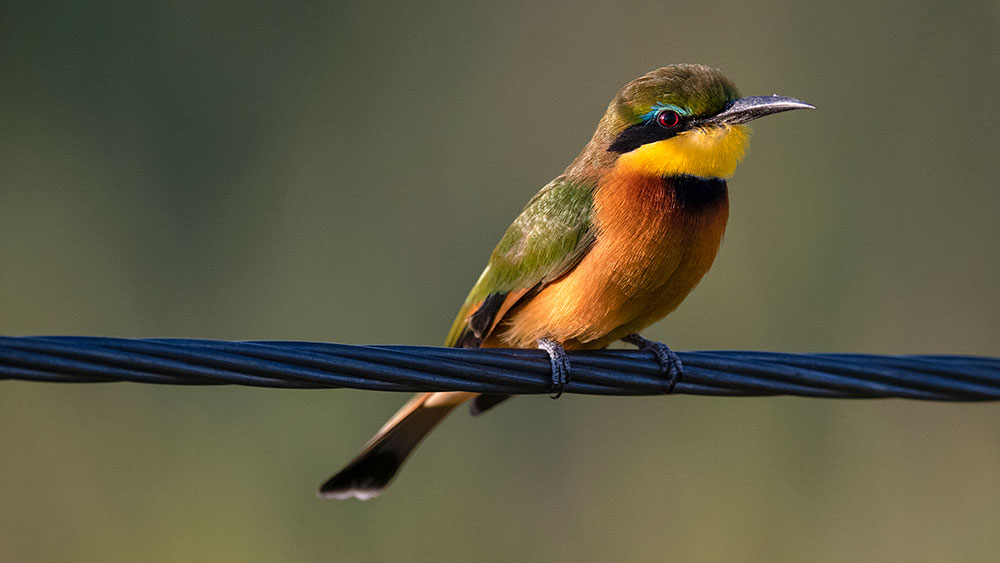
[491, 167, 729, 350]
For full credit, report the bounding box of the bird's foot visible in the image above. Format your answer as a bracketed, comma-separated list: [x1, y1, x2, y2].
[622, 334, 682, 393]
[537, 338, 570, 399]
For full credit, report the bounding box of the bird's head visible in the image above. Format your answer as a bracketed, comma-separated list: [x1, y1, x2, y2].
[588, 64, 813, 179]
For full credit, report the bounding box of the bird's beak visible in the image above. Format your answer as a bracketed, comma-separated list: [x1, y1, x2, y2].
[701, 95, 815, 126]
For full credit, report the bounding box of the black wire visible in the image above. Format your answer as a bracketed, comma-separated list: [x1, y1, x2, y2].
[1, 336, 998, 401]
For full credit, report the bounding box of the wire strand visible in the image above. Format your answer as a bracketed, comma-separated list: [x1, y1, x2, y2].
[1, 336, 998, 401]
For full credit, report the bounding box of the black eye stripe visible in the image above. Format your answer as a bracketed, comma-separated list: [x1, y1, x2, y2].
[608, 114, 689, 154]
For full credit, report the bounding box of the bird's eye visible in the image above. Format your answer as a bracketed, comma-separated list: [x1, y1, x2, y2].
[656, 110, 681, 128]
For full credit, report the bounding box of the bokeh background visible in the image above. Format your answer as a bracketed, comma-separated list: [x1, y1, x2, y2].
[2, 1, 998, 561]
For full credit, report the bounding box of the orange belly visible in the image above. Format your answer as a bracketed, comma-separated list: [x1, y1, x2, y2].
[491, 168, 729, 349]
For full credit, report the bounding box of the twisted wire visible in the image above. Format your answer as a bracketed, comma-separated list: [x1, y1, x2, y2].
[1, 336, 998, 401]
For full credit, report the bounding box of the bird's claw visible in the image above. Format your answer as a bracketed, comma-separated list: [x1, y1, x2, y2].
[622, 333, 682, 393]
[537, 338, 570, 398]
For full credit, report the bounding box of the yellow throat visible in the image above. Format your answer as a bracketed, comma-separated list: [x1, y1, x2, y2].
[616, 124, 750, 178]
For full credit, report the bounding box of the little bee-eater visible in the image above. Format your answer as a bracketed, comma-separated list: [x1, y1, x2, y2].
[320, 64, 812, 499]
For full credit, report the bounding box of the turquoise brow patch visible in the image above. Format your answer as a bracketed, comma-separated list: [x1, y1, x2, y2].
[640, 102, 691, 124]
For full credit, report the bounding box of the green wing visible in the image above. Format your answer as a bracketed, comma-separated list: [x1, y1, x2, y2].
[446, 175, 596, 347]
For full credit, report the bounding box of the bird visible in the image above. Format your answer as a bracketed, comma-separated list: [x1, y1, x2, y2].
[319, 64, 813, 499]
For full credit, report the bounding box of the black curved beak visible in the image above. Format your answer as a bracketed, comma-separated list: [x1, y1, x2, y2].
[701, 95, 815, 126]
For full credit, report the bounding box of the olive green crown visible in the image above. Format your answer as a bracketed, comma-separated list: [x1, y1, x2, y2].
[613, 64, 740, 123]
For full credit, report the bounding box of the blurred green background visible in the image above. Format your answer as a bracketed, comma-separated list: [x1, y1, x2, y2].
[2, 1, 998, 561]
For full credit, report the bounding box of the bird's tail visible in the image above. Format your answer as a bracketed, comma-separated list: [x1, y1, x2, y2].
[318, 391, 474, 500]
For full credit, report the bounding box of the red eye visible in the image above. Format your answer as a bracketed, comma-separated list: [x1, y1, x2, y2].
[656, 110, 681, 128]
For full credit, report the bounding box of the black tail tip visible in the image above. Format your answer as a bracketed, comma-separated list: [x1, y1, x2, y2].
[317, 450, 401, 500]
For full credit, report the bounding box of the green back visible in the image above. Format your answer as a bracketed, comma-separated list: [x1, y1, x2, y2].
[445, 175, 596, 347]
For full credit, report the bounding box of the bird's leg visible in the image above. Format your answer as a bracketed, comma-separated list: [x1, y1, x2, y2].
[537, 338, 570, 399]
[622, 333, 683, 393]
